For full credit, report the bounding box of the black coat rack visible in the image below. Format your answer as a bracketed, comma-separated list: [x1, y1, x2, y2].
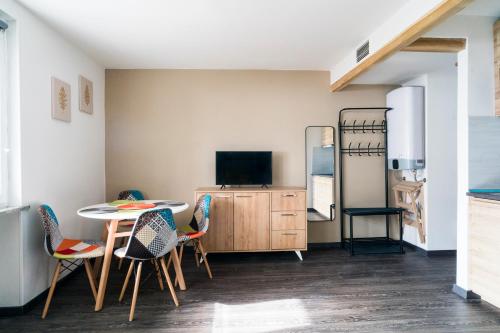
[338, 107, 405, 255]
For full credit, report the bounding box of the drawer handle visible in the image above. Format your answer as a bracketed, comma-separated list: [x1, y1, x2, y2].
[281, 213, 297, 216]
[282, 232, 298, 236]
[282, 194, 297, 197]
[216, 195, 232, 198]
[236, 195, 253, 198]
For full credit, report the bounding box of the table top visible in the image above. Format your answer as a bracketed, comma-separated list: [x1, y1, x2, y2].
[77, 200, 189, 220]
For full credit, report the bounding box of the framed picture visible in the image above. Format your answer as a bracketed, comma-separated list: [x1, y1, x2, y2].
[79, 75, 93, 114]
[51, 77, 71, 122]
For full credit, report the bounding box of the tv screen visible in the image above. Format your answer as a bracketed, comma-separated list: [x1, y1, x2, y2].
[216, 151, 272, 186]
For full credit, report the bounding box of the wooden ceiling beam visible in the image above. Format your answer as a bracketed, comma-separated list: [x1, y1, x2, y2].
[402, 37, 466, 52]
[330, 0, 472, 92]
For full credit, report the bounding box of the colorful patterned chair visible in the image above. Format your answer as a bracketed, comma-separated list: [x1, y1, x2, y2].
[114, 208, 179, 321]
[38, 204, 105, 319]
[117, 190, 145, 201]
[168, 194, 212, 285]
[116, 189, 145, 270]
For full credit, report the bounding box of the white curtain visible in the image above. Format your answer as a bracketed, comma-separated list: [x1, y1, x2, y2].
[0, 28, 8, 207]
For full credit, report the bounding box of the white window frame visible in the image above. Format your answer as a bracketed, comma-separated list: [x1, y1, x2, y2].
[0, 25, 9, 207]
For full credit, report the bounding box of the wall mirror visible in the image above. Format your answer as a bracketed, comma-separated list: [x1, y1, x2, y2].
[305, 126, 336, 222]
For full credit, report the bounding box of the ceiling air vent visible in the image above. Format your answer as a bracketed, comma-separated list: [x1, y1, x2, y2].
[356, 41, 370, 63]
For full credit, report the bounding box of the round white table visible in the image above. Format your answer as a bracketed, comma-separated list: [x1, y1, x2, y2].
[78, 200, 189, 312]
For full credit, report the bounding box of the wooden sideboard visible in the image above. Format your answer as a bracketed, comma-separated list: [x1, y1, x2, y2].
[195, 186, 307, 259]
[468, 196, 500, 307]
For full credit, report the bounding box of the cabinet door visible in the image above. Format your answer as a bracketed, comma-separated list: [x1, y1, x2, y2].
[234, 192, 270, 251]
[198, 192, 234, 252]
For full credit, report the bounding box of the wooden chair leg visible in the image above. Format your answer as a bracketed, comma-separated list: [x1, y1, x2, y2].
[197, 240, 213, 279]
[153, 259, 164, 291]
[174, 243, 184, 287]
[118, 237, 128, 270]
[93, 223, 109, 278]
[193, 241, 200, 268]
[42, 260, 61, 319]
[129, 261, 142, 322]
[166, 254, 172, 270]
[119, 260, 134, 302]
[83, 259, 98, 301]
[160, 257, 179, 307]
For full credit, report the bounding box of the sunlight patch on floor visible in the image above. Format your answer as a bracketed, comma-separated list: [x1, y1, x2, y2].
[212, 298, 310, 333]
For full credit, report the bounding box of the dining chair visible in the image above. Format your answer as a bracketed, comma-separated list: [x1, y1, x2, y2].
[167, 194, 212, 285]
[114, 208, 179, 321]
[38, 204, 105, 319]
[117, 189, 145, 201]
[116, 189, 145, 270]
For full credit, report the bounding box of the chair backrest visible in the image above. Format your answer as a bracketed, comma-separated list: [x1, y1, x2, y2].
[38, 205, 64, 256]
[117, 190, 145, 201]
[186, 194, 211, 234]
[124, 208, 178, 260]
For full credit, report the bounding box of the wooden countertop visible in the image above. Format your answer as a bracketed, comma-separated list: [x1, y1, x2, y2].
[195, 186, 306, 192]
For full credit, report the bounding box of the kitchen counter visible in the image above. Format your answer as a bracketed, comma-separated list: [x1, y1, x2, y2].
[467, 192, 500, 201]
[468, 195, 500, 308]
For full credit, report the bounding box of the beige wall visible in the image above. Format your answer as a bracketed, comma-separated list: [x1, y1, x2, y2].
[106, 69, 395, 243]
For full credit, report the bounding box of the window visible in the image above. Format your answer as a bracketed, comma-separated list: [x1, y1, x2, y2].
[0, 20, 8, 207]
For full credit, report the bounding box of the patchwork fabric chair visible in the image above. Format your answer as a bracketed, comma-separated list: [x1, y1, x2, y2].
[117, 189, 145, 201]
[38, 204, 105, 319]
[116, 189, 145, 270]
[168, 194, 212, 285]
[114, 208, 179, 321]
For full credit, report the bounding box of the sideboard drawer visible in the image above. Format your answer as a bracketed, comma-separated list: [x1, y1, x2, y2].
[271, 191, 306, 211]
[271, 230, 306, 250]
[271, 211, 306, 230]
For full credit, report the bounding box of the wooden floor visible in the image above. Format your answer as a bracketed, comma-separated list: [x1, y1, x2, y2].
[1, 248, 500, 332]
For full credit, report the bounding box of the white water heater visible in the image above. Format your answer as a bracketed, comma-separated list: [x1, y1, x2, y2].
[386, 86, 425, 170]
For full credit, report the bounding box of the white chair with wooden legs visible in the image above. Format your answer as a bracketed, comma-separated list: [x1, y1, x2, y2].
[167, 194, 213, 286]
[114, 208, 179, 321]
[38, 205, 105, 319]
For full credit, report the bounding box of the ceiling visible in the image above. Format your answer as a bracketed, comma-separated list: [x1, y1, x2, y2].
[17, 0, 410, 70]
[352, 52, 457, 85]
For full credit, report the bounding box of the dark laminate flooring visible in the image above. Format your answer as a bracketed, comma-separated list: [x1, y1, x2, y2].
[1, 248, 500, 333]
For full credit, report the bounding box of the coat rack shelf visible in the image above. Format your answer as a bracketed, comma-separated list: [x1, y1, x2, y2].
[338, 107, 405, 255]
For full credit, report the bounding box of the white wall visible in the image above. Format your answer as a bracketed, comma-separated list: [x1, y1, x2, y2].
[426, 15, 496, 117]
[399, 75, 429, 250]
[426, 15, 496, 291]
[0, 0, 105, 307]
[398, 66, 458, 252]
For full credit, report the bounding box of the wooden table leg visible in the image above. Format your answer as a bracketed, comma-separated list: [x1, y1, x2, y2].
[95, 219, 118, 311]
[93, 221, 109, 278]
[170, 247, 186, 291]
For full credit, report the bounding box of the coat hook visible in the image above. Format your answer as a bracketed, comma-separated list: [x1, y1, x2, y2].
[357, 142, 362, 156]
[348, 142, 352, 156]
[343, 119, 347, 134]
[377, 142, 381, 156]
[362, 120, 366, 133]
[352, 120, 356, 134]
[381, 120, 386, 133]
[371, 120, 376, 133]
[367, 142, 372, 156]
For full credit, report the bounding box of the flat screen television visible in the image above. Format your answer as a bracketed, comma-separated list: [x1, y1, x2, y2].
[216, 151, 272, 187]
